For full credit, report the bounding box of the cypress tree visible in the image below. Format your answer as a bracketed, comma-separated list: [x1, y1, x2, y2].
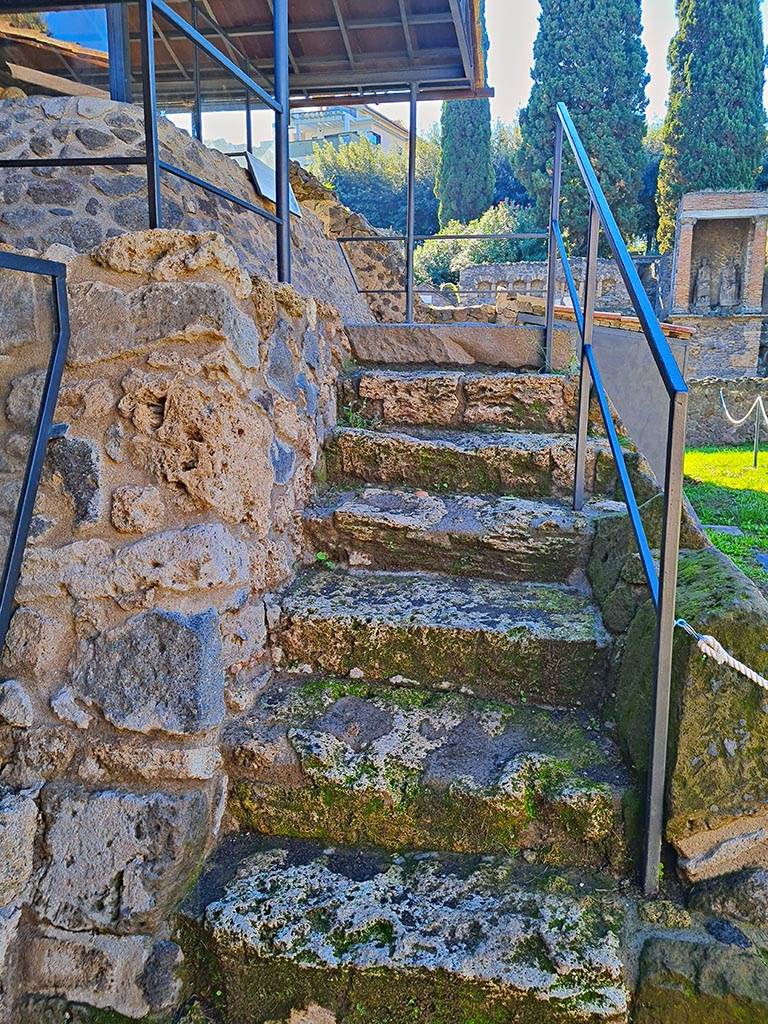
[518, 0, 649, 250]
[656, 0, 765, 252]
[436, 0, 494, 225]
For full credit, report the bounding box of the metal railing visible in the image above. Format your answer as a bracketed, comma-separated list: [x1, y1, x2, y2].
[0, 0, 291, 282]
[545, 103, 688, 896]
[0, 252, 70, 651]
[337, 231, 548, 319]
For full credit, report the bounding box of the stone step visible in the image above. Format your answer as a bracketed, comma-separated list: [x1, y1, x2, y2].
[179, 838, 630, 1024]
[324, 425, 615, 499]
[225, 676, 630, 871]
[272, 569, 612, 707]
[339, 366, 584, 433]
[305, 487, 625, 583]
[346, 320, 575, 370]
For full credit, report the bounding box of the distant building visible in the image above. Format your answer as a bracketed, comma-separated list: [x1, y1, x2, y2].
[253, 104, 409, 167]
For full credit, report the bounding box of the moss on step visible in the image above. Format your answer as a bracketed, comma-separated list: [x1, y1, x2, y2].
[226, 680, 628, 872]
[614, 547, 768, 879]
[16, 997, 174, 1024]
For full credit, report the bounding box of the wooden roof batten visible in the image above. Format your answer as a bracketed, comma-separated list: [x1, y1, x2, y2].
[1, 0, 489, 108]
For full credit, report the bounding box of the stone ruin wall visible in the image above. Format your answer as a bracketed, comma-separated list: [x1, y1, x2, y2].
[686, 376, 768, 447]
[0, 95, 373, 327]
[459, 258, 639, 311]
[0, 228, 349, 1019]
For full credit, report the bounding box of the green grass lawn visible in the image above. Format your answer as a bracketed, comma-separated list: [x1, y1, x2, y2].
[684, 445, 768, 590]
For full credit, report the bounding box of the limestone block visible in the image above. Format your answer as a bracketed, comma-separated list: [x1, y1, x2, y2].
[50, 687, 91, 730]
[6, 369, 45, 427]
[67, 280, 131, 366]
[0, 680, 34, 728]
[110, 484, 165, 534]
[220, 596, 268, 674]
[120, 373, 273, 528]
[92, 229, 252, 299]
[22, 928, 182, 1018]
[1, 727, 79, 787]
[17, 539, 112, 603]
[36, 785, 209, 933]
[56, 378, 116, 421]
[0, 789, 38, 905]
[3, 606, 60, 678]
[358, 370, 461, 426]
[89, 740, 222, 781]
[0, 265, 52, 353]
[70, 608, 225, 737]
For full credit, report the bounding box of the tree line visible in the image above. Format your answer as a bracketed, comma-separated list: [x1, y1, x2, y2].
[310, 0, 766, 282]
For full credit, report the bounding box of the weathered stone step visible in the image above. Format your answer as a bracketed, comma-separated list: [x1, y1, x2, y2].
[339, 366, 583, 433]
[226, 676, 630, 871]
[346, 320, 574, 370]
[324, 425, 615, 499]
[305, 487, 625, 582]
[272, 569, 612, 706]
[179, 838, 629, 1024]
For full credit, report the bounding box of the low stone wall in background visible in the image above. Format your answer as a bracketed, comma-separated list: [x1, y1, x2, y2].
[686, 376, 768, 447]
[0, 230, 348, 1017]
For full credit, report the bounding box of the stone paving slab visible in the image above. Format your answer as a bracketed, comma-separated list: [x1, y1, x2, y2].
[325, 425, 616, 499]
[182, 837, 629, 1024]
[273, 568, 612, 706]
[225, 676, 629, 869]
[305, 487, 625, 583]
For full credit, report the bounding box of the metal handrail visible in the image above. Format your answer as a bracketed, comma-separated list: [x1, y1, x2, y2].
[0, 0, 292, 283]
[0, 253, 71, 651]
[336, 230, 548, 306]
[544, 103, 689, 897]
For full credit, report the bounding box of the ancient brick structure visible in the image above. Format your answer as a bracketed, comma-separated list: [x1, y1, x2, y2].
[667, 190, 768, 378]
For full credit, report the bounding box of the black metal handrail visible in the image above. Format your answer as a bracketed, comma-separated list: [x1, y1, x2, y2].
[0, 253, 70, 651]
[0, 0, 292, 282]
[544, 102, 689, 896]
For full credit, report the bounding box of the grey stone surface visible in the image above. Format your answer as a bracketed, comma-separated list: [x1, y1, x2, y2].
[70, 608, 225, 737]
[275, 568, 611, 706]
[22, 927, 183, 1018]
[226, 676, 628, 865]
[325, 425, 614, 501]
[199, 845, 628, 1021]
[36, 785, 209, 933]
[689, 868, 768, 927]
[0, 680, 34, 728]
[346, 322, 574, 370]
[45, 436, 102, 526]
[0, 789, 38, 905]
[305, 488, 623, 583]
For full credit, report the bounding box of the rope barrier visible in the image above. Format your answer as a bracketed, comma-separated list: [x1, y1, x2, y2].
[719, 389, 768, 428]
[675, 618, 768, 691]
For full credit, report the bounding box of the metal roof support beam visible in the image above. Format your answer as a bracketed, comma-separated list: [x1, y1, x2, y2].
[106, 2, 132, 101]
[397, 0, 414, 62]
[447, 0, 473, 82]
[330, 0, 355, 66]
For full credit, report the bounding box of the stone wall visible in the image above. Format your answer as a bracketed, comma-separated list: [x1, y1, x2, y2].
[0, 230, 349, 1018]
[0, 95, 373, 325]
[674, 313, 762, 379]
[686, 376, 768, 447]
[459, 257, 659, 312]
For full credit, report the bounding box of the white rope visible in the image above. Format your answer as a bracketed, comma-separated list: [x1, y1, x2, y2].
[719, 389, 768, 428]
[676, 618, 768, 691]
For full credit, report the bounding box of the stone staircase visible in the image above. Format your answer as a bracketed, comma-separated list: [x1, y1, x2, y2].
[181, 355, 641, 1023]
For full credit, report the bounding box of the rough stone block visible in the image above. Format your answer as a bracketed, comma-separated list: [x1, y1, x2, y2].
[0, 680, 34, 728]
[0, 789, 38, 905]
[70, 608, 226, 737]
[36, 785, 209, 933]
[110, 484, 165, 533]
[22, 927, 183, 1019]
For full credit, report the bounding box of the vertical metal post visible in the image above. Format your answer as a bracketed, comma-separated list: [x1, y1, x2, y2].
[544, 117, 564, 372]
[273, 0, 291, 283]
[573, 202, 599, 510]
[138, 0, 162, 228]
[642, 388, 688, 896]
[106, 3, 132, 102]
[245, 91, 253, 154]
[405, 82, 418, 324]
[191, 1, 203, 141]
[754, 401, 761, 469]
